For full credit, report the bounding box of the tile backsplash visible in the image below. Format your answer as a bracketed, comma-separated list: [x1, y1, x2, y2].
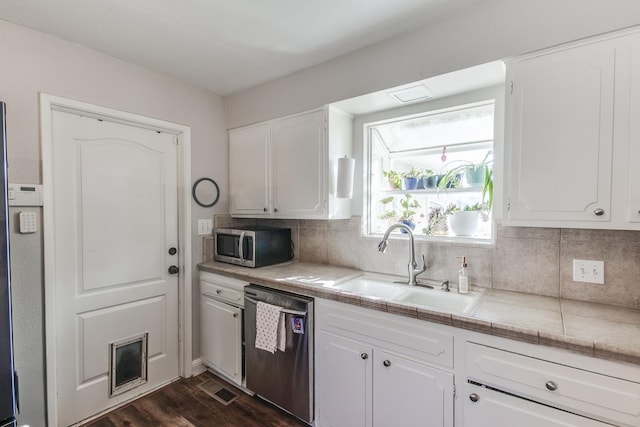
[208, 215, 640, 309]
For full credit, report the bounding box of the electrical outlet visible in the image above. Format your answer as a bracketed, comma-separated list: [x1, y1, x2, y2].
[572, 259, 604, 284]
[197, 219, 213, 236]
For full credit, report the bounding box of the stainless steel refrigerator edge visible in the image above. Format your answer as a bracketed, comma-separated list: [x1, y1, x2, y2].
[0, 102, 17, 427]
[244, 285, 314, 425]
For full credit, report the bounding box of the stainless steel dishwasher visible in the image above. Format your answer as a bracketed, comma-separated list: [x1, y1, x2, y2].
[244, 284, 314, 425]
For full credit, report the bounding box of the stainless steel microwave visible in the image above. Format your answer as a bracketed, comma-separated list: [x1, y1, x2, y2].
[214, 226, 292, 268]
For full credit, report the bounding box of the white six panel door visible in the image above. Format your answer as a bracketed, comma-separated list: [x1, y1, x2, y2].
[51, 111, 179, 426]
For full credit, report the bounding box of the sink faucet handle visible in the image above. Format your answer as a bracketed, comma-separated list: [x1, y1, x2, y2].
[414, 254, 426, 277]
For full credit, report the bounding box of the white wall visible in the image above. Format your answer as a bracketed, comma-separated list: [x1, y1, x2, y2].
[0, 20, 227, 427]
[225, 0, 640, 128]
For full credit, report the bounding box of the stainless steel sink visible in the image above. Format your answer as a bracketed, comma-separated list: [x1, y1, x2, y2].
[328, 273, 482, 314]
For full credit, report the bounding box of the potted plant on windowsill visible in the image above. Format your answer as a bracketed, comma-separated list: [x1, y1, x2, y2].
[378, 196, 399, 226]
[423, 203, 457, 236]
[383, 169, 402, 190]
[418, 169, 435, 189]
[401, 167, 422, 190]
[399, 193, 420, 232]
[438, 151, 493, 210]
[448, 203, 484, 236]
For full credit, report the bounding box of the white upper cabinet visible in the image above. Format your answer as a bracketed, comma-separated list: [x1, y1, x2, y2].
[229, 123, 270, 216]
[229, 107, 353, 219]
[504, 29, 640, 229]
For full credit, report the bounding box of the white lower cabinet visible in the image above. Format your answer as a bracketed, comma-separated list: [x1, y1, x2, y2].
[463, 383, 609, 427]
[316, 332, 371, 427]
[465, 342, 640, 426]
[200, 295, 243, 385]
[373, 349, 453, 427]
[315, 299, 455, 427]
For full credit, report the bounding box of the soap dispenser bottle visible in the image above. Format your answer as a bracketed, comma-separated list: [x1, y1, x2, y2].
[458, 256, 469, 294]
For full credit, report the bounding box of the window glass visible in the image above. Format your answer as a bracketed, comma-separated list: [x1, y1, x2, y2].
[367, 101, 495, 241]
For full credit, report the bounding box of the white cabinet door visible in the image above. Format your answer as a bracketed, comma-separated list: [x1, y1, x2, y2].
[464, 383, 610, 427]
[271, 110, 326, 217]
[624, 33, 640, 223]
[505, 40, 616, 224]
[316, 331, 372, 427]
[374, 350, 454, 427]
[200, 295, 242, 385]
[229, 123, 270, 216]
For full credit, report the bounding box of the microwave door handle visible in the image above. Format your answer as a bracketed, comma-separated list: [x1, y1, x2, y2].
[238, 231, 245, 263]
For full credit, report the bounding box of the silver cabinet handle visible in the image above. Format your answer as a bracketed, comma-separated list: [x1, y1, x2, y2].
[360, 353, 368, 360]
[383, 360, 391, 367]
[594, 208, 605, 216]
[545, 381, 558, 391]
[233, 313, 238, 318]
[469, 393, 479, 402]
[263, 207, 268, 212]
[216, 289, 222, 294]
[274, 208, 279, 213]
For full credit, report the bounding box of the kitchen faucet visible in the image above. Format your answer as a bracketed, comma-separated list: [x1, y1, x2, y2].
[378, 223, 426, 286]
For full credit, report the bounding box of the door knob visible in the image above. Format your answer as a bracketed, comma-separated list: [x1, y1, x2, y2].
[469, 393, 479, 402]
[383, 360, 391, 367]
[360, 353, 368, 360]
[545, 381, 558, 391]
[168, 247, 177, 255]
[594, 208, 605, 216]
[168, 265, 179, 274]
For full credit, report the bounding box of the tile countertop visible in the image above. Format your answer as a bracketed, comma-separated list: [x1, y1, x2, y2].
[198, 260, 640, 366]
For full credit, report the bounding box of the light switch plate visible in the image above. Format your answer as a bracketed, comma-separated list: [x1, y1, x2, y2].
[573, 259, 604, 284]
[197, 219, 213, 236]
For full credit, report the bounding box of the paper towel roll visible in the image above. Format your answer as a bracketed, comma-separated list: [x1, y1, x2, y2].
[336, 156, 355, 199]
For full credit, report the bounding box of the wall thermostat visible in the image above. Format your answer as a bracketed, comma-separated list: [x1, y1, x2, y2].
[8, 183, 43, 206]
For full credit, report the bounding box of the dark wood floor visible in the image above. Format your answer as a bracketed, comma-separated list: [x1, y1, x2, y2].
[81, 371, 307, 427]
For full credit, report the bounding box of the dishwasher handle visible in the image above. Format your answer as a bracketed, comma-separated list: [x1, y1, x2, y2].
[245, 296, 307, 317]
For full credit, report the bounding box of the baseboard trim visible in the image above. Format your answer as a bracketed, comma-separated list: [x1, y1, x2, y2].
[191, 358, 207, 376]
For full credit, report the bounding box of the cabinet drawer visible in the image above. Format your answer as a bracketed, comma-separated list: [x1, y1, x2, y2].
[466, 342, 640, 426]
[464, 383, 610, 427]
[200, 272, 247, 307]
[318, 299, 454, 368]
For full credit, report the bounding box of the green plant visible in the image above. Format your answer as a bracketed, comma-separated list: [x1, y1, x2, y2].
[378, 196, 398, 220]
[419, 169, 435, 179]
[423, 203, 457, 236]
[438, 151, 493, 209]
[383, 169, 402, 189]
[401, 167, 422, 179]
[462, 202, 484, 212]
[399, 193, 420, 221]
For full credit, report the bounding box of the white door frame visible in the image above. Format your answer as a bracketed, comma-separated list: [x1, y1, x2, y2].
[40, 94, 192, 426]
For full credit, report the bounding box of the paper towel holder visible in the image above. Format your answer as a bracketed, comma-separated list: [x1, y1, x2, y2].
[336, 156, 355, 199]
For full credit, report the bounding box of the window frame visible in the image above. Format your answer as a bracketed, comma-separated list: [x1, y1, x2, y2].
[362, 96, 501, 245]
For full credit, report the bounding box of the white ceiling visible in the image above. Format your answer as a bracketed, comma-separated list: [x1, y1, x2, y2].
[0, 0, 489, 96]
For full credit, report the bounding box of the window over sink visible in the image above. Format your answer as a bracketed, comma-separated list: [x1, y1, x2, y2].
[365, 100, 495, 242]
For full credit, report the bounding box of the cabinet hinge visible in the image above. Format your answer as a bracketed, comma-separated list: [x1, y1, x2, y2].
[509, 80, 514, 94]
[453, 384, 457, 399]
[173, 136, 179, 145]
[507, 197, 511, 211]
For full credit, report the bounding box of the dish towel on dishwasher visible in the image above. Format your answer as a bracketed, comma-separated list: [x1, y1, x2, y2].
[255, 301, 286, 353]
